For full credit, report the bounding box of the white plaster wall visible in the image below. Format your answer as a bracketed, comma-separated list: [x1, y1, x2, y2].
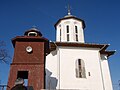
[45, 50, 58, 89]
[46, 46, 111, 90]
[100, 55, 113, 90]
[59, 47, 103, 90]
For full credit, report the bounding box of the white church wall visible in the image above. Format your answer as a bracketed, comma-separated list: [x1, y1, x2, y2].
[46, 46, 107, 90]
[59, 47, 104, 90]
[100, 55, 113, 90]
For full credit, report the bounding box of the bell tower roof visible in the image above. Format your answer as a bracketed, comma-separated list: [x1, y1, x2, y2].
[12, 28, 49, 48]
[24, 27, 42, 37]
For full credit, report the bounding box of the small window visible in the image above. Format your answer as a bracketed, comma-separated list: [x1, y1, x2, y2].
[76, 35, 78, 41]
[76, 59, 86, 78]
[66, 25, 70, 41]
[28, 32, 37, 36]
[88, 72, 91, 76]
[66, 25, 69, 33]
[59, 24, 61, 27]
[75, 26, 78, 33]
[67, 34, 69, 41]
[75, 26, 78, 41]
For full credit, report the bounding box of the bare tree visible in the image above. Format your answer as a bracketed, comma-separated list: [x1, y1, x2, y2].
[0, 40, 10, 64]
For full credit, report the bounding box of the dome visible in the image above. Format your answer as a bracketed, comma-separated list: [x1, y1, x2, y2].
[54, 15, 86, 29]
[24, 27, 42, 37]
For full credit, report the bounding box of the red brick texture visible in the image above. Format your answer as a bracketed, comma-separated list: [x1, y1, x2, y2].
[13, 41, 45, 64]
[7, 64, 45, 90]
[7, 34, 49, 90]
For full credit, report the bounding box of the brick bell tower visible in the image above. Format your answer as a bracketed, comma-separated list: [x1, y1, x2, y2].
[7, 28, 49, 90]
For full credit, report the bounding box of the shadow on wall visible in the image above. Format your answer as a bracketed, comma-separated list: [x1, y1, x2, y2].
[46, 69, 58, 89]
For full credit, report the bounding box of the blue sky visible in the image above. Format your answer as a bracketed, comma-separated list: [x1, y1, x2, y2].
[0, 0, 120, 89]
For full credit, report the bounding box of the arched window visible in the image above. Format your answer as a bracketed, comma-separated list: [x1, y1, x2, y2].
[76, 34, 78, 41]
[66, 25, 69, 33]
[75, 59, 86, 78]
[75, 26, 78, 41]
[75, 26, 78, 33]
[66, 25, 69, 41]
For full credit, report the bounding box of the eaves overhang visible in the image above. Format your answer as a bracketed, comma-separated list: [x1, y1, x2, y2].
[12, 36, 49, 48]
[49, 42, 115, 57]
[100, 50, 116, 57]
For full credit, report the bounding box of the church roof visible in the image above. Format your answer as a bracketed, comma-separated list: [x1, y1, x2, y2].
[49, 42, 115, 57]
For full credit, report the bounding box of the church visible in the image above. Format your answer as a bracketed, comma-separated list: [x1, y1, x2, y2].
[45, 11, 115, 90]
[7, 9, 115, 90]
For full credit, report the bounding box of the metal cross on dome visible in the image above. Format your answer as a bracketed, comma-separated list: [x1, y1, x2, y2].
[65, 4, 72, 15]
[67, 4, 71, 15]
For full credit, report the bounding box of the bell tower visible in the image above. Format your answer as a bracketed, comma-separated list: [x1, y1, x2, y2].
[7, 28, 49, 90]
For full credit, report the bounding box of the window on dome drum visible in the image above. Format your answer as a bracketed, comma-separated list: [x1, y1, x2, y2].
[75, 26, 78, 33]
[75, 59, 86, 78]
[66, 25, 69, 41]
[67, 34, 69, 41]
[66, 25, 69, 33]
[76, 35, 78, 41]
[75, 26, 78, 41]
